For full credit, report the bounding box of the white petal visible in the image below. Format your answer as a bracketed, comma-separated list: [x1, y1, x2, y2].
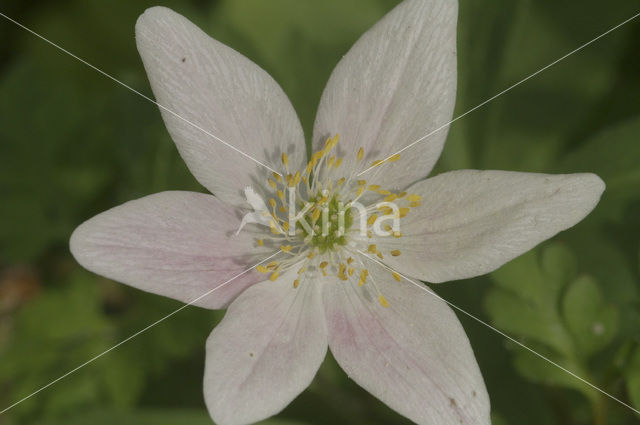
[136, 7, 305, 206]
[204, 273, 327, 425]
[323, 262, 489, 425]
[70, 191, 271, 309]
[313, 0, 458, 191]
[377, 170, 605, 282]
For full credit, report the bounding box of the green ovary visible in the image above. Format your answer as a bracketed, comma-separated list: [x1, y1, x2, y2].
[301, 194, 353, 253]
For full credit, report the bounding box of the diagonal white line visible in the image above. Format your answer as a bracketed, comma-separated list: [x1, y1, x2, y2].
[0, 11, 282, 177]
[356, 250, 640, 416]
[358, 10, 640, 177]
[0, 251, 280, 415]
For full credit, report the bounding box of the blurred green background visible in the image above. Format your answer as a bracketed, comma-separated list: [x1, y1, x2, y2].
[1, 0, 640, 424]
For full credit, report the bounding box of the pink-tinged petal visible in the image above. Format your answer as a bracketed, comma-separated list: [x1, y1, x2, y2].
[377, 170, 605, 282]
[70, 191, 272, 309]
[313, 0, 457, 191]
[136, 7, 305, 206]
[204, 273, 327, 425]
[323, 263, 489, 425]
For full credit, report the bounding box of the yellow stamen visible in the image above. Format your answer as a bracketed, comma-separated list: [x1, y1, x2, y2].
[357, 147, 364, 162]
[270, 221, 280, 234]
[280, 245, 292, 253]
[390, 250, 401, 257]
[367, 214, 378, 227]
[407, 194, 422, 202]
[293, 279, 300, 288]
[311, 208, 321, 223]
[367, 244, 377, 254]
[378, 294, 389, 308]
[270, 271, 280, 281]
[257, 239, 264, 246]
[324, 135, 335, 150]
[281, 153, 289, 167]
[392, 272, 401, 282]
[358, 269, 369, 286]
[256, 265, 269, 273]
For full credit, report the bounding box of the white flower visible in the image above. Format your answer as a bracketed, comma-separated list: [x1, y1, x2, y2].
[69, 2, 605, 425]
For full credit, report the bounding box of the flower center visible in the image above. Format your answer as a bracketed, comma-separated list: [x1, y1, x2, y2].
[249, 134, 423, 307]
[301, 192, 353, 253]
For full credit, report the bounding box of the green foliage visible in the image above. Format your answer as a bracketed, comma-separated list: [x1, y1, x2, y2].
[486, 243, 628, 421]
[563, 276, 619, 357]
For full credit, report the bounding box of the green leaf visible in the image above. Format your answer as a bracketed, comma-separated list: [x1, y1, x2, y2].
[562, 276, 619, 357]
[486, 243, 619, 408]
[512, 349, 596, 401]
[485, 287, 573, 357]
[491, 243, 575, 310]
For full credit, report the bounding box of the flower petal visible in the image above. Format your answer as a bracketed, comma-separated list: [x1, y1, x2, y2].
[377, 170, 605, 282]
[70, 191, 271, 309]
[136, 7, 305, 206]
[323, 263, 489, 425]
[313, 0, 458, 191]
[204, 273, 327, 425]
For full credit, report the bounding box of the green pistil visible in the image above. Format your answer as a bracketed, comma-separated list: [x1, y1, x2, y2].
[301, 194, 353, 253]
